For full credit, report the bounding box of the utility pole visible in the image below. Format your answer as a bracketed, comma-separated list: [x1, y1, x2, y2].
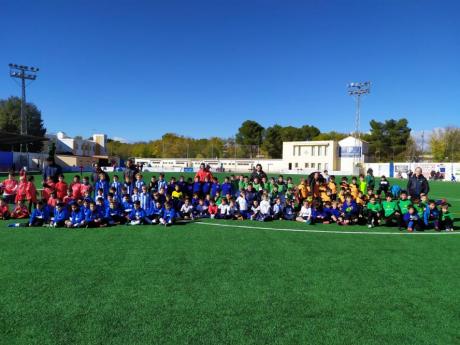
[9, 63, 39, 152]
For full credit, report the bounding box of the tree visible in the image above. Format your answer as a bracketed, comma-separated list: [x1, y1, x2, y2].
[366, 118, 411, 161]
[0, 96, 47, 152]
[429, 127, 460, 162]
[262, 124, 320, 158]
[313, 131, 348, 141]
[235, 120, 265, 158]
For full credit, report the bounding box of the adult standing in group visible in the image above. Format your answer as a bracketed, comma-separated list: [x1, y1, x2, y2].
[407, 167, 430, 199]
[123, 159, 139, 182]
[91, 163, 109, 183]
[195, 163, 213, 182]
[365, 168, 376, 192]
[42, 157, 63, 184]
[250, 164, 267, 182]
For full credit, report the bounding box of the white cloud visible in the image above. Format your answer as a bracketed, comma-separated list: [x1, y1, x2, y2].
[112, 136, 132, 144]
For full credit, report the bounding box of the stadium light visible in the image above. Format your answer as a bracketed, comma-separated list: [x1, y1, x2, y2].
[8, 63, 40, 152]
[347, 81, 371, 166]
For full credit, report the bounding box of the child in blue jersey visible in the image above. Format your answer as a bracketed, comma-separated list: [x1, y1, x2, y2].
[121, 194, 133, 215]
[128, 200, 152, 225]
[131, 187, 140, 203]
[329, 201, 341, 223]
[194, 199, 209, 218]
[65, 203, 86, 228]
[221, 177, 233, 198]
[202, 176, 212, 197]
[95, 173, 110, 199]
[28, 201, 50, 227]
[111, 175, 122, 200]
[340, 194, 358, 225]
[423, 200, 440, 231]
[403, 206, 420, 232]
[105, 201, 125, 225]
[134, 173, 145, 191]
[51, 203, 69, 228]
[147, 201, 164, 224]
[283, 200, 296, 221]
[85, 202, 104, 228]
[123, 176, 133, 195]
[272, 198, 284, 220]
[160, 203, 176, 226]
[192, 176, 202, 196]
[390, 183, 402, 199]
[157, 174, 167, 193]
[210, 177, 220, 198]
[139, 185, 151, 211]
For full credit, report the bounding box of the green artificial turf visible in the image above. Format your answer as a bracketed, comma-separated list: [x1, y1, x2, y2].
[1, 173, 459, 345]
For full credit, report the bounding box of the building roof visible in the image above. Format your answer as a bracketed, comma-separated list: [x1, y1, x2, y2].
[0, 131, 49, 145]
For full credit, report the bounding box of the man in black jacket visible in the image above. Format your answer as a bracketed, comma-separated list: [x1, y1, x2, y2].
[250, 164, 267, 181]
[407, 167, 430, 199]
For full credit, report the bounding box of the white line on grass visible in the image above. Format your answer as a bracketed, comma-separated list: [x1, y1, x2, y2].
[195, 222, 460, 236]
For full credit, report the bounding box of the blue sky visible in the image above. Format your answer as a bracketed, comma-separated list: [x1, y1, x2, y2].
[1, 0, 459, 142]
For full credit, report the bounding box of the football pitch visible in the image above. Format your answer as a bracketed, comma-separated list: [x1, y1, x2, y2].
[1, 173, 459, 345]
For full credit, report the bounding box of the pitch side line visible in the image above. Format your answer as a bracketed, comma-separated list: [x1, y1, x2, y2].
[195, 222, 460, 236]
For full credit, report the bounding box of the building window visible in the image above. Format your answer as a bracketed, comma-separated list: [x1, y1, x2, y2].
[311, 162, 315, 168]
[298, 146, 301, 156]
[318, 163, 322, 170]
[295, 162, 298, 168]
[318, 146, 321, 156]
[311, 146, 315, 156]
[292, 146, 296, 156]
[305, 163, 309, 168]
[324, 145, 328, 156]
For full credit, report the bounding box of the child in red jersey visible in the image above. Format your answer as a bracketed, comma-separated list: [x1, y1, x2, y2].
[15, 173, 28, 204]
[69, 175, 82, 200]
[0, 198, 10, 219]
[11, 199, 30, 219]
[55, 174, 68, 200]
[2, 172, 18, 204]
[25, 175, 38, 212]
[42, 176, 56, 201]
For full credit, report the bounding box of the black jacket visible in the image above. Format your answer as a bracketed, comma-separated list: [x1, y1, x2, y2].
[407, 174, 429, 198]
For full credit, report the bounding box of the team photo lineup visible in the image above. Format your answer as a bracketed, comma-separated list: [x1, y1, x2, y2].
[1, 160, 454, 232]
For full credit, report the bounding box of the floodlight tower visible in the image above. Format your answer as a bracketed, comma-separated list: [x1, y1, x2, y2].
[9, 63, 40, 152]
[347, 81, 371, 166]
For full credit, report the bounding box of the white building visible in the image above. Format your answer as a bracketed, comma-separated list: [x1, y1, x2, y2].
[338, 136, 369, 174]
[47, 132, 107, 156]
[282, 140, 339, 172]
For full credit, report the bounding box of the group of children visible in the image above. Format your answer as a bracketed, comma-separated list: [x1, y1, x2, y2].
[0, 170, 455, 232]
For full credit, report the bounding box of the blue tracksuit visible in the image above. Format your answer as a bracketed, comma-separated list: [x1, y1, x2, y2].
[70, 209, 85, 226]
[129, 208, 147, 221]
[221, 183, 233, 197]
[202, 182, 211, 196]
[29, 208, 50, 225]
[111, 181, 123, 198]
[210, 183, 220, 198]
[192, 182, 202, 195]
[162, 208, 176, 222]
[53, 208, 69, 223]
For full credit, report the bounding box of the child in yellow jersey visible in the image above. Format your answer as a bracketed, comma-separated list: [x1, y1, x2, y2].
[321, 188, 332, 203]
[355, 191, 367, 206]
[297, 179, 308, 202]
[359, 174, 367, 194]
[171, 184, 183, 200]
[328, 176, 337, 200]
[338, 188, 346, 203]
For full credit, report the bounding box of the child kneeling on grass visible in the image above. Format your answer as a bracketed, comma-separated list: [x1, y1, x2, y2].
[296, 200, 315, 224]
[423, 200, 440, 231]
[128, 200, 152, 226]
[65, 203, 86, 228]
[402, 206, 420, 232]
[366, 196, 382, 228]
[160, 203, 176, 226]
[51, 203, 69, 228]
[440, 203, 454, 231]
